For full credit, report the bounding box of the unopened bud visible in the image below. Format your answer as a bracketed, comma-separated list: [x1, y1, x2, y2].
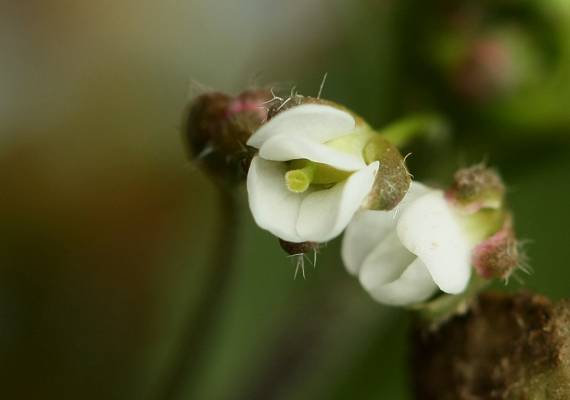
[446, 164, 505, 214]
[185, 89, 272, 183]
[472, 217, 519, 280]
[451, 27, 542, 102]
[362, 136, 411, 210]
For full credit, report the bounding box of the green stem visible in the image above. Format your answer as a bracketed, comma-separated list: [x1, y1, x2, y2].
[233, 279, 353, 400]
[411, 275, 490, 327]
[380, 113, 449, 148]
[156, 186, 239, 400]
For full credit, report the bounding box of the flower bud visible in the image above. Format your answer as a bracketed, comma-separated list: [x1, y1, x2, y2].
[446, 164, 505, 214]
[185, 89, 272, 183]
[451, 27, 542, 102]
[472, 217, 519, 280]
[361, 136, 411, 210]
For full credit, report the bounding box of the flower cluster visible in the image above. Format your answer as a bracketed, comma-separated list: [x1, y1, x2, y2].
[187, 89, 522, 313]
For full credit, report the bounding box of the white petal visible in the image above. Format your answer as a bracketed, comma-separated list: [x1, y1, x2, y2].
[246, 156, 304, 242]
[359, 232, 438, 305]
[399, 181, 433, 206]
[341, 181, 433, 276]
[359, 232, 416, 285]
[296, 162, 379, 242]
[247, 104, 356, 148]
[397, 191, 472, 294]
[259, 135, 365, 171]
[342, 209, 398, 276]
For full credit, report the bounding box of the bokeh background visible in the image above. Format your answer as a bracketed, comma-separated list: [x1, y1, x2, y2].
[2, 0, 570, 398]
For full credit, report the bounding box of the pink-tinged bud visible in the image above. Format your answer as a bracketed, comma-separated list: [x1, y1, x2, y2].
[472, 218, 519, 280]
[453, 37, 513, 101]
[278, 239, 319, 256]
[446, 164, 505, 214]
[450, 27, 541, 103]
[185, 89, 272, 183]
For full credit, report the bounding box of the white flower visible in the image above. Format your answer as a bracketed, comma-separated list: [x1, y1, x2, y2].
[247, 104, 379, 243]
[342, 182, 473, 306]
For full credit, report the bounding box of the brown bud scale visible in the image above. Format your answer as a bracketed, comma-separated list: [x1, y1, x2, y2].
[279, 239, 319, 256]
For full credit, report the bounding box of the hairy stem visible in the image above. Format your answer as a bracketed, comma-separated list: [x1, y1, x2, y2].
[412, 291, 570, 399]
[157, 186, 239, 400]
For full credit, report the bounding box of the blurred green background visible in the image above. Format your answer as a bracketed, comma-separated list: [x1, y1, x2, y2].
[2, 0, 570, 399]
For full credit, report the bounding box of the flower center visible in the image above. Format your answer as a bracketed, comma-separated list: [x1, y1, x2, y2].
[285, 164, 315, 193]
[284, 160, 352, 193]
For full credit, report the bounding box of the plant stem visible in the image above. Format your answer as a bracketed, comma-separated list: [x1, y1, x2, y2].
[410, 274, 490, 328]
[380, 113, 449, 148]
[412, 292, 570, 399]
[234, 293, 336, 400]
[157, 186, 239, 400]
[233, 279, 365, 400]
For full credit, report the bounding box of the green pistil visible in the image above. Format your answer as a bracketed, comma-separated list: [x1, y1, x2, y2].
[285, 164, 315, 193]
[363, 136, 391, 164]
[285, 160, 352, 193]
